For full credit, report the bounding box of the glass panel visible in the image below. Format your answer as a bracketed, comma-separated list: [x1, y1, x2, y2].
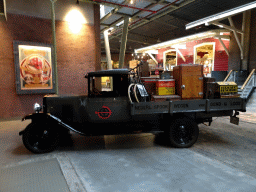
[101, 76, 113, 91]
[90, 76, 113, 97]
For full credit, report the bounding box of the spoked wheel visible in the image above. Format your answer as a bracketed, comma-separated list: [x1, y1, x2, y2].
[168, 116, 199, 148]
[22, 123, 59, 154]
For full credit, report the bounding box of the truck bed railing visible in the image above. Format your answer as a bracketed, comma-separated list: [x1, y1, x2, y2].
[131, 98, 246, 115]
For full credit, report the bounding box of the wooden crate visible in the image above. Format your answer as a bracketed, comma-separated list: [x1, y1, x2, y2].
[141, 78, 158, 95]
[173, 64, 204, 99]
[216, 81, 238, 95]
[205, 82, 220, 99]
[203, 77, 215, 99]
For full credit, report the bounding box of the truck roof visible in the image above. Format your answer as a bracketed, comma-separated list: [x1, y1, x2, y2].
[85, 69, 129, 77]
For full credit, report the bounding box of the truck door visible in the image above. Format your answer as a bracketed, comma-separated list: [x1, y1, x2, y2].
[86, 75, 132, 123]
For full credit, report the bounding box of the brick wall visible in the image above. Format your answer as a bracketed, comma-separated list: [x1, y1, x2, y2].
[0, 6, 100, 119]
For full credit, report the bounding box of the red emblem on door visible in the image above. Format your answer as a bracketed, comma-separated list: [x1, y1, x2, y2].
[95, 106, 112, 119]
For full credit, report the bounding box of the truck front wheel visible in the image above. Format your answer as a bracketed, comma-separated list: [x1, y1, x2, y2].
[22, 123, 59, 154]
[168, 116, 199, 148]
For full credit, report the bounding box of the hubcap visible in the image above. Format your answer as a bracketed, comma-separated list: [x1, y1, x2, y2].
[173, 124, 193, 145]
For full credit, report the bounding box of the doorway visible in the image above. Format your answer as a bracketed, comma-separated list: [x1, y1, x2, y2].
[194, 43, 215, 77]
[163, 49, 177, 71]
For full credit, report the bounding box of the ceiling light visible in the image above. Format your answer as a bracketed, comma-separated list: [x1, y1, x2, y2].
[186, 1, 256, 30]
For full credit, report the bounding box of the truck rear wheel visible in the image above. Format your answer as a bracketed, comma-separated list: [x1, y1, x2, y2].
[168, 116, 199, 148]
[22, 123, 59, 154]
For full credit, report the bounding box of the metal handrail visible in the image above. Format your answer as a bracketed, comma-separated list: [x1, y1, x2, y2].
[224, 70, 233, 82]
[241, 69, 255, 90]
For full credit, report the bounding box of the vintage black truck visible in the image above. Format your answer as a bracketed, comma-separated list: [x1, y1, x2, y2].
[19, 68, 246, 153]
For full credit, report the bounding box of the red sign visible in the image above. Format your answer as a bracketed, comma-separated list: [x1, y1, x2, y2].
[95, 106, 112, 119]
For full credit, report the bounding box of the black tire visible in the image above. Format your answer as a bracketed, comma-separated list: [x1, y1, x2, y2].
[22, 123, 59, 154]
[168, 116, 199, 148]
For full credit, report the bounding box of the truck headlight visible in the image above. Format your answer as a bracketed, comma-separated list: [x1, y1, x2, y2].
[33, 103, 42, 113]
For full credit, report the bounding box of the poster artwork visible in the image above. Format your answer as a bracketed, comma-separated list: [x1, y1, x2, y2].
[19, 45, 52, 90]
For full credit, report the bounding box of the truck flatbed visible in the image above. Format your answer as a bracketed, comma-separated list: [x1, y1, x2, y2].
[131, 98, 246, 115]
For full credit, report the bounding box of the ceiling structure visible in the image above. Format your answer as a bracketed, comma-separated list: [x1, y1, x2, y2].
[82, 0, 256, 54]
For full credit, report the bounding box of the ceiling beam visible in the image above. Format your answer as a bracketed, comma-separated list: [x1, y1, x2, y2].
[152, 19, 180, 29]
[100, 0, 167, 32]
[145, 0, 178, 8]
[100, 0, 130, 22]
[110, 33, 156, 45]
[218, 37, 229, 56]
[210, 21, 243, 34]
[167, 13, 194, 22]
[100, 23, 111, 27]
[214, 35, 230, 40]
[108, 0, 196, 39]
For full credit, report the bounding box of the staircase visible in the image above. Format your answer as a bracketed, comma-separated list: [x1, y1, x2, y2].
[224, 69, 256, 102]
[246, 89, 256, 113]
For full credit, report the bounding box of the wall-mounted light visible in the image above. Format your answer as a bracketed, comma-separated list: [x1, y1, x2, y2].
[65, 9, 86, 34]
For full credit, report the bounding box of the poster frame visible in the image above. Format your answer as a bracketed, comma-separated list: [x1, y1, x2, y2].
[13, 40, 56, 94]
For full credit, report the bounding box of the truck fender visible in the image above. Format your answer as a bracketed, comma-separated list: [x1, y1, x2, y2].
[22, 112, 48, 121]
[19, 113, 49, 135]
[20, 113, 86, 136]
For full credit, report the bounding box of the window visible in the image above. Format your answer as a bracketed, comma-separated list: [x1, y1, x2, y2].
[90, 76, 113, 95]
[89, 75, 129, 97]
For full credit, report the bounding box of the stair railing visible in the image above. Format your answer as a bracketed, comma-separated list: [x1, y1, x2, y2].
[241, 69, 255, 90]
[223, 70, 234, 82]
[239, 69, 256, 100]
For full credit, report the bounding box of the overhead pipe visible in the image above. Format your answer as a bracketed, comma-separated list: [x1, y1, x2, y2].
[92, 0, 157, 13]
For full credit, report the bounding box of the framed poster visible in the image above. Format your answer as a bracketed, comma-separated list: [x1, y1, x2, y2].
[13, 41, 56, 94]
